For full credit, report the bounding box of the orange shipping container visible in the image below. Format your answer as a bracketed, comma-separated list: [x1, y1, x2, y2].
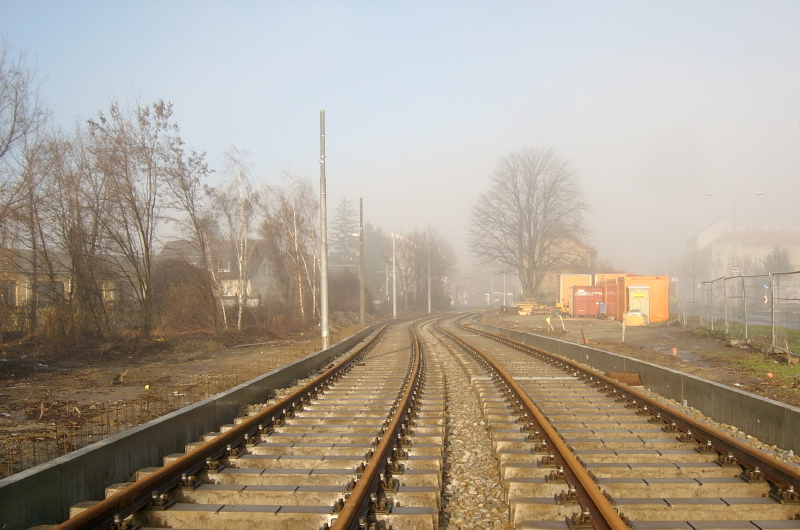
[595, 274, 670, 323]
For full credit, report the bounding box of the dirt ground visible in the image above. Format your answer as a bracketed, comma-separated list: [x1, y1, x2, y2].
[479, 312, 800, 408]
[0, 335, 320, 440]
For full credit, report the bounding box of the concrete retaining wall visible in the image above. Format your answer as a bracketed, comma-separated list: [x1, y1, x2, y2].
[0, 325, 381, 530]
[473, 321, 800, 455]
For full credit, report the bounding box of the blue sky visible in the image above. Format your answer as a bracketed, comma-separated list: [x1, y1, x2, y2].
[3, 1, 799, 275]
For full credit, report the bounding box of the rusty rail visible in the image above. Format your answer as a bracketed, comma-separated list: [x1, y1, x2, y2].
[456, 317, 800, 504]
[437, 319, 628, 530]
[54, 325, 389, 530]
[330, 320, 424, 529]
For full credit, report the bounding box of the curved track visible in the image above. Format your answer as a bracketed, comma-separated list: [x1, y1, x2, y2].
[44, 314, 800, 530]
[435, 315, 800, 529]
[56, 320, 443, 530]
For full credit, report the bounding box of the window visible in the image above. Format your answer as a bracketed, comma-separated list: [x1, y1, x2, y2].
[1, 280, 16, 307]
[36, 281, 64, 307]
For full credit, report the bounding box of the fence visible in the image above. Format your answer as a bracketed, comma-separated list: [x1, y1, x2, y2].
[685, 271, 800, 356]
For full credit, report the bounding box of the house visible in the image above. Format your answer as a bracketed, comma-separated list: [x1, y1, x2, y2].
[687, 224, 800, 279]
[0, 248, 72, 311]
[157, 239, 280, 308]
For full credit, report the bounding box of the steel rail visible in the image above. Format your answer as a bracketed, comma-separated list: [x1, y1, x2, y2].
[54, 325, 389, 530]
[436, 319, 628, 530]
[330, 321, 424, 529]
[459, 318, 800, 495]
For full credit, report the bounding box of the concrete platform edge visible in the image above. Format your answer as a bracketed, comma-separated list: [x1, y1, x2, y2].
[473, 322, 800, 455]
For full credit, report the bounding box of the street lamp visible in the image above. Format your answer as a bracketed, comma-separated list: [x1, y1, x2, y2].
[706, 191, 765, 275]
[392, 233, 397, 319]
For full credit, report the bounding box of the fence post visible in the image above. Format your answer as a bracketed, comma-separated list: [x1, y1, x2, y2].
[724, 277, 729, 335]
[742, 276, 748, 339]
[770, 272, 776, 351]
[708, 281, 714, 332]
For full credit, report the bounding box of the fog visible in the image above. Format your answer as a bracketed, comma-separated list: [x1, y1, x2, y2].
[4, 2, 798, 279]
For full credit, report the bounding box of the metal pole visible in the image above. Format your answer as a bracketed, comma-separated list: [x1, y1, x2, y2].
[770, 272, 776, 352]
[710, 281, 715, 332]
[742, 276, 748, 339]
[319, 110, 329, 349]
[359, 198, 366, 324]
[503, 268, 506, 306]
[724, 278, 729, 335]
[732, 195, 738, 270]
[392, 234, 397, 319]
[427, 248, 431, 314]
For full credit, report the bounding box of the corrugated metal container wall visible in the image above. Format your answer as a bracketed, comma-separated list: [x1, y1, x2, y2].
[570, 286, 604, 317]
[598, 277, 626, 321]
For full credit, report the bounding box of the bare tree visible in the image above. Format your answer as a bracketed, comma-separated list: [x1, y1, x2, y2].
[420, 228, 457, 311]
[468, 147, 588, 300]
[260, 175, 318, 323]
[3, 125, 107, 344]
[0, 40, 48, 256]
[0, 41, 47, 258]
[213, 147, 259, 331]
[389, 227, 456, 311]
[15, 133, 49, 336]
[163, 143, 219, 330]
[391, 228, 456, 313]
[0, 40, 46, 164]
[87, 100, 181, 338]
[394, 234, 416, 312]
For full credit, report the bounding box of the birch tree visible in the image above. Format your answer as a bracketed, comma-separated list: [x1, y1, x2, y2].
[214, 146, 259, 331]
[260, 175, 318, 322]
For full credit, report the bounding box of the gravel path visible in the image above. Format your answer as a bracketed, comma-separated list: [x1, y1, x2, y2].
[426, 329, 511, 530]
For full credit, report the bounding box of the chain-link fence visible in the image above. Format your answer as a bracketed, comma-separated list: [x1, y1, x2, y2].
[687, 271, 800, 356]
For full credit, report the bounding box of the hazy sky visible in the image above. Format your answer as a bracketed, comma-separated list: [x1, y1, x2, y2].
[3, 1, 799, 276]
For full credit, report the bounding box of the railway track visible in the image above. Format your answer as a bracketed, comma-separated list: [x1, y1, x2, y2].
[35, 314, 800, 529]
[435, 316, 800, 529]
[54, 320, 441, 530]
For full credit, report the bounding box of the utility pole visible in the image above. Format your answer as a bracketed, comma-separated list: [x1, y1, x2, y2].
[359, 197, 366, 324]
[392, 234, 397, 319]
[319, 110, 329, 349]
